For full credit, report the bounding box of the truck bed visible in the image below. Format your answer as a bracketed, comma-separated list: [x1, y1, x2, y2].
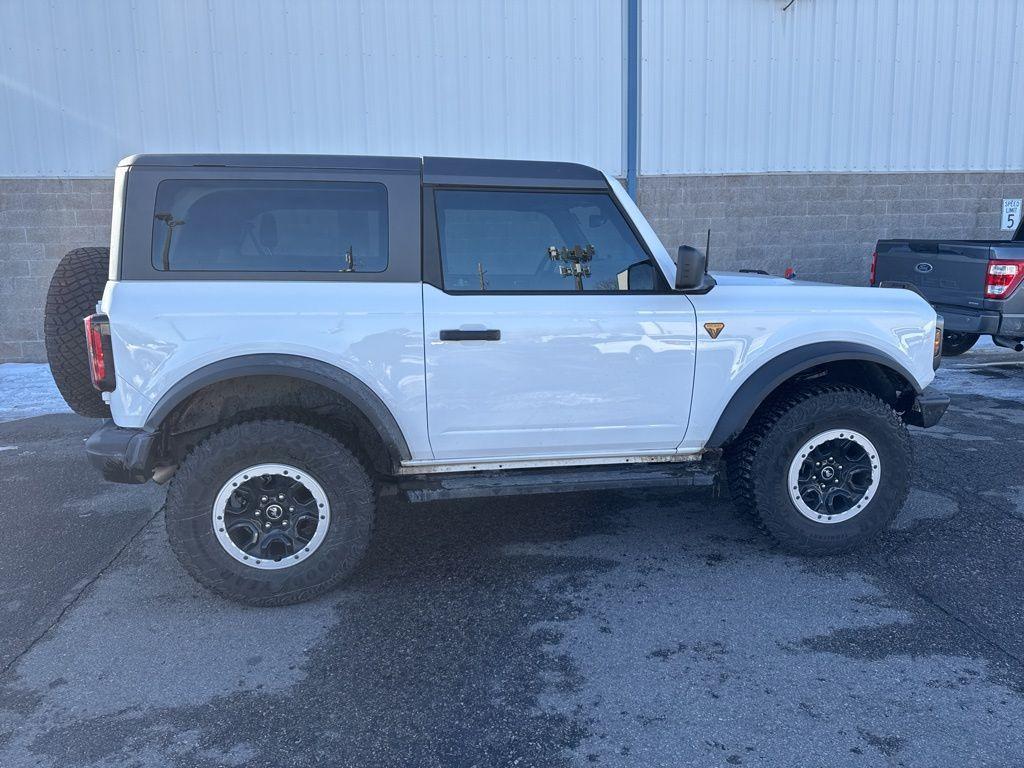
[872, 227, 1024, 339]
[874, 240, 1022, 308]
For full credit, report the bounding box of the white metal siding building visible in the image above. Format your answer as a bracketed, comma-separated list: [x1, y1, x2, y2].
[643, 0, 1024, 174]
[2, 0, 1022, 177]
[0, 0, 625, 176]
[2, 0, 1024, 361]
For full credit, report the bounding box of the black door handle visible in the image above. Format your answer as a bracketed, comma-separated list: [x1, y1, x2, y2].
[439, 329, 501, 341]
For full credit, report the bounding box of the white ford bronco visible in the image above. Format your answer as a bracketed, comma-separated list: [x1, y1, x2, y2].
[44, 154, 948, 605]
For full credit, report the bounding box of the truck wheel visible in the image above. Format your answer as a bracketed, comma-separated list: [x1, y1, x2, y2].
[165, 419, 375, 606]
[941, 331, 979, 357]
[43, 247, 111, 418]
[725, 384, 910, 555]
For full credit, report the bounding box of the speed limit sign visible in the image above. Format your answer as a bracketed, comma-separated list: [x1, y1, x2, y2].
[1002, 198, 1022, 230]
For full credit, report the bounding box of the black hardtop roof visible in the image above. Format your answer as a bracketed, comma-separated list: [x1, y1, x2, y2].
[118, 154, 607, 188]
[422, 156, 605, 188]
[118, 154, 421, 172]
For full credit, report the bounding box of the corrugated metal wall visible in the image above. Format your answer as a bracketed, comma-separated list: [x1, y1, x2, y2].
[0, 0, 624, 177]
[1, 0, 1022, 178]
[642, 0, 1024, 174]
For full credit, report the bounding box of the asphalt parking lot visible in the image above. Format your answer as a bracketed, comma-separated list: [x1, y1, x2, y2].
[2, 343, 1024, 767]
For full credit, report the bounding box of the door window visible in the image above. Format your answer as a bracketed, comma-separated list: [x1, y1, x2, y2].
[434, 190, 659, 292]
[151, 179, 388, 272]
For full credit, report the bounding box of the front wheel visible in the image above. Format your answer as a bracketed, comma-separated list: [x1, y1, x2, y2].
[941, 331, 979, 357]
[165, 419, 375, 606]
[725, 384, 911, 555]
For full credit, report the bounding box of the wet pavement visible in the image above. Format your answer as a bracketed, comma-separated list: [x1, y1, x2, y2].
[1, 342, 1023, 767]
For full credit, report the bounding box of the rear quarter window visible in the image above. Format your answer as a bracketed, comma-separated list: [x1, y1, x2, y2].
[151, 179, 388, 272]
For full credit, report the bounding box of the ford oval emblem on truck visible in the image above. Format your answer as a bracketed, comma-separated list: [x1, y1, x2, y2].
[915, 262, 934, 274]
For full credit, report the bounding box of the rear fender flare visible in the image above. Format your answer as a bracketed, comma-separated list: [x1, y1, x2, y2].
[144, 354, 411, 465]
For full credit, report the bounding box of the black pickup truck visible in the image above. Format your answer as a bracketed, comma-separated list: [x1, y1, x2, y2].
[872, 220, 1024, 355]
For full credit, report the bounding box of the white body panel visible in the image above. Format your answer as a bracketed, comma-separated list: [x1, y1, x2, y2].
[101, 280, 432, 460]
[679, 274, 938, 451]
[421, 284, 697, 460]
[100, 168, 938, 471]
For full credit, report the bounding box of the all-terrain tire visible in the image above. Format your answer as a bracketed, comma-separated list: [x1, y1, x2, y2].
[725, 383, 911, 555]
[165, 419, 375, 606]
[941, 331, 979, 357]
[43, 247, 111, 418]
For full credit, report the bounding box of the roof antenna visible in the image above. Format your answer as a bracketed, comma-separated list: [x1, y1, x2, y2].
[704, 229, 711, 271]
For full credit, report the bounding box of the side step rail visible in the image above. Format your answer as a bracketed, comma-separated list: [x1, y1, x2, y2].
[396, 459, 719, 503]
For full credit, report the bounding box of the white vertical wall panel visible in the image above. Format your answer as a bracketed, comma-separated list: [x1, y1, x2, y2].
[0, 0, 624, 177]
[642, 0, 1024, 174]
[4, 0, 1024, 178]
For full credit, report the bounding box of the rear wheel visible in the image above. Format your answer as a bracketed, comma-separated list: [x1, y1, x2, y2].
[165, 419, 375, 606]
[725, 384, 911, 554]
[43, 247, 111, 418]
[941, 331, 979, 357]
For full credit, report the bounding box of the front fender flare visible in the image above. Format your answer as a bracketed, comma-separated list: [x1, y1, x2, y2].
[705, 342, 921, 449]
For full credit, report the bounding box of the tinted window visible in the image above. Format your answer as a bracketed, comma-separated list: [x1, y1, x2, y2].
[152, 180, 387, 272]
[434, 190, 657, 292]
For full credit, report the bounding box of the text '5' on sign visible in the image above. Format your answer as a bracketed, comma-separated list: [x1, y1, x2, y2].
[1002, 199, 1022, 231]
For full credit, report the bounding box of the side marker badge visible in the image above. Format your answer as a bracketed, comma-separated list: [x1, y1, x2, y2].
[704, 322, 725, 339]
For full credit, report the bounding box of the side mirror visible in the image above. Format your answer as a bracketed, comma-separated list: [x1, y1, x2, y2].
[616, 260, 656, 291]
[675, 245, 716, 293]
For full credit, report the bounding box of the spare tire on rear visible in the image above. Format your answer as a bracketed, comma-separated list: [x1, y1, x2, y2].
[43, 247, 111, 418]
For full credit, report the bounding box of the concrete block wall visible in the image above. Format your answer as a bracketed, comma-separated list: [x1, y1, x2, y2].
[639, 172, 1024, 285]
[1, 171, 1023, 362]
[0, 179, 113, 362]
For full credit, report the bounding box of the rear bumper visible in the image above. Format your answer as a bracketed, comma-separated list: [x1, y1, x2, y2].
[85, 421, 158, 484]
[934, 304, 1024, 338]
[997, 313, 1024, 338]
[903, 387, 950, 429]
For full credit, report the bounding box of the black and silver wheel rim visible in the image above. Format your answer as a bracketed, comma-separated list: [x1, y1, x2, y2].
[212, 463, 330, 570]
[787, 429, 880, 524]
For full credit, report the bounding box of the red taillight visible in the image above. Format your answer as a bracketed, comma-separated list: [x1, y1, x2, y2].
[84, 314, 115, 391]
[984, 259, 1024, 299]
[869, 251, 878, 286]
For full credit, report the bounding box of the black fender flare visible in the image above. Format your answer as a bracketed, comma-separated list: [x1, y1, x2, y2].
[144, 354, 412, 464]
[706, 342, 921, 448]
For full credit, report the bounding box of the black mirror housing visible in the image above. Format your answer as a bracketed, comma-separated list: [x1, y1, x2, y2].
[675, 245, 716, 293]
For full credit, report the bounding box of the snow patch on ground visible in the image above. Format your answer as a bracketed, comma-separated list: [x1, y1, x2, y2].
[972, 336, 1000, 352]
[0, 364, 73, 423]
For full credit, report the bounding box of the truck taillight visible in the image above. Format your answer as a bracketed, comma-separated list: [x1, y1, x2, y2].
[984, 259, 1024, 299]
[84, 314, 115, 392]
[869, 251, 878, 286]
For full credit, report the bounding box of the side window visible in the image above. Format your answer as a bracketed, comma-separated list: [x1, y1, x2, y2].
[151, 179, 388, 272]
[434, 190, 659, 292]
